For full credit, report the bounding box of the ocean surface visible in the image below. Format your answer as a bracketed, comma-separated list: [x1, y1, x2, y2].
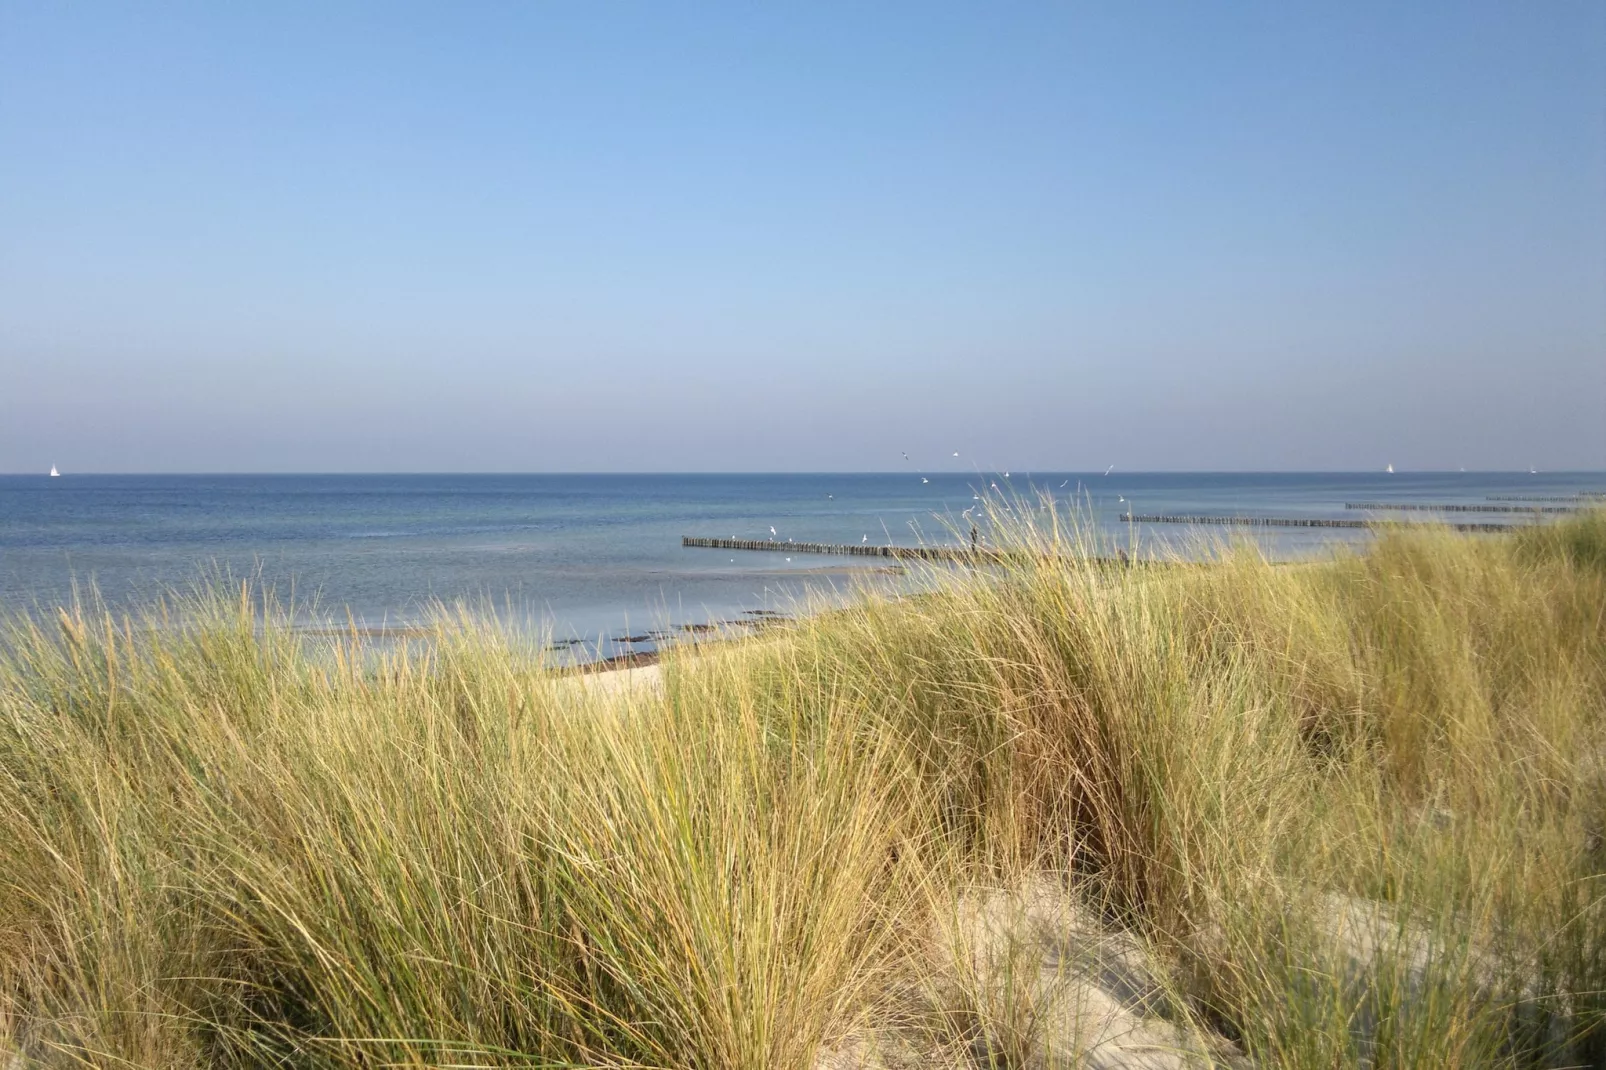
[3, 472, 1602, 656]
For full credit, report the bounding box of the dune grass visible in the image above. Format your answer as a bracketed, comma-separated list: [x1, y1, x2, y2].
[1, 507, 1604, 1068]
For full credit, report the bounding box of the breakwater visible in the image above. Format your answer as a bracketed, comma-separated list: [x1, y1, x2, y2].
[682, 536, 998, 561]
[1344, 502, 1574, 514]
[681, 536, 1160, 568]
[1487, 495, 1605, 503]
[1120, 514, 1511, 533]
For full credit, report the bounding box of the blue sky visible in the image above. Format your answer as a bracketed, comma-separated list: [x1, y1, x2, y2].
[2, 2, 1602, 472]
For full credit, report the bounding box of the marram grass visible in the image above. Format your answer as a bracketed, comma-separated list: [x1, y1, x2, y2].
[1, 507, 1604, 1068]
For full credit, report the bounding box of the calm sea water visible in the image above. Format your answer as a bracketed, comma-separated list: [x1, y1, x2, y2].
[3, 472, 1601, 652]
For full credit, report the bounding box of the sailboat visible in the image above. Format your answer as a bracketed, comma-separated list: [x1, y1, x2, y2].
[49, 465, 59, 478]
[1385, 463, 1394, 474]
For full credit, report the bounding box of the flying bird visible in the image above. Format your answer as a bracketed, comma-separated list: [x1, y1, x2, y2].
[1104, 465, 1114, 476]
[1059, 480, 1069, 488]
[921, 477, 929, 484]
[952, 451, 960, 457]
[862, 534, 869, 543]
[770, 526, 777, 537]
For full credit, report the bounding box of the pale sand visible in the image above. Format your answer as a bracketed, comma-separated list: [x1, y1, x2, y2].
[817, 876, 1241, 1069]
[575, 661, 663, 696]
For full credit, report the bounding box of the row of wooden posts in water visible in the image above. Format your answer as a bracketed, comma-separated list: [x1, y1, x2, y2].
[1343, 502, 1575, 514]
[1487, 494, 1605, 503]
[685, 513, 1510, 562]
[1119, 514, 1510, 532]
[681, 536, 1013, 562]
[684, 500, 1598, 561]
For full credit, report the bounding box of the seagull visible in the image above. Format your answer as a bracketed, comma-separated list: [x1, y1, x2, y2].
[827, 493, 833, 499]
[1059, 480, 1069, 488]
[952, 451, 960, 457]
[901, 451, 909, 461]
[862, 534, 869, 543]
[770, 526, 777, 537]
[991, 482, 999, 490]
[921, 477, 929, 483]
[1104, 465, 1114, 476]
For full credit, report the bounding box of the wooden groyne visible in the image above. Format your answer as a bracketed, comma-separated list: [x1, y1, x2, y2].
[1487, 495, 1605, 503]
[1121, 514, 1511, 533]
[1344, 502, 1575, 514]
[682, 536, 999, 562]
[682, 536, 1178, 571]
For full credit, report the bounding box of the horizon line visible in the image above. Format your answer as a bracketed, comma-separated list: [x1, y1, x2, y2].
[7, 469, 1606, 478]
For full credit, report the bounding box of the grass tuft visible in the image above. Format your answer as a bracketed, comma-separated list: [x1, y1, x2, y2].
[2, 507, 1605, 1067]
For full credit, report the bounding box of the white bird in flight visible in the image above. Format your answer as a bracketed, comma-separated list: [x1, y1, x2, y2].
[921, 477, 929, 483]
[862, 534, 868, 543]
[952, 451, 960, 457]
[770, 526, 777, 537]
[1104, 465, 1114, 476]
[1059, 480, 1069, 488]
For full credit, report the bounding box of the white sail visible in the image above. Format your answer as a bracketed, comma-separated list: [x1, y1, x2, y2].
[49, 465, 59, 477]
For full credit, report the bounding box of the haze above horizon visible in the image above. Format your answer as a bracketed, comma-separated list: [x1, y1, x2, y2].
[2, 2, 1603, 474]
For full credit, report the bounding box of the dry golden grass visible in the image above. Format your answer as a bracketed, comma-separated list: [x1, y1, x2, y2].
[1, 507, 1603, 1068]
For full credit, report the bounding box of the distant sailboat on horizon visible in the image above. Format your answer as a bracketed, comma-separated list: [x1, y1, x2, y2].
[49, 465, 59, 478]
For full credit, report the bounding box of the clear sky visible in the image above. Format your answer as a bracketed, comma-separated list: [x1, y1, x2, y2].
[2, 2, 1602, 473]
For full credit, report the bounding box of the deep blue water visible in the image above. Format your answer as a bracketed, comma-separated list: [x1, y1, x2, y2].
[2, 472, 1602, 651]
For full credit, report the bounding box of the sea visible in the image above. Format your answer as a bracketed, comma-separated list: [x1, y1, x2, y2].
[2, 472, 1601, 658]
